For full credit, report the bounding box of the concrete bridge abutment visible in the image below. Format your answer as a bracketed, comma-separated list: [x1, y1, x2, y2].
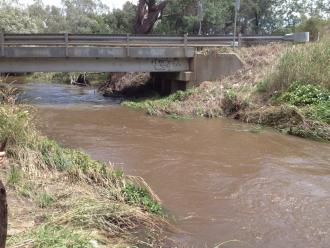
[150, 52, 244, 95]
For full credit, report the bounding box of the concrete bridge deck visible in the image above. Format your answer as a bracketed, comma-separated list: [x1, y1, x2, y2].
[0, 33, 309, 93]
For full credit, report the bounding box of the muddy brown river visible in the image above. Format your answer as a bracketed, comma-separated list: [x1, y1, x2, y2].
[17, 83, 330, 247]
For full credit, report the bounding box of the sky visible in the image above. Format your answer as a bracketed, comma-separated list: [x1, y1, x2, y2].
[20, 0, 138, 9]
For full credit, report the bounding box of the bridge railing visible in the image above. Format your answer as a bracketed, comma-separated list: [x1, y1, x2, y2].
[0, 33, 309, 50]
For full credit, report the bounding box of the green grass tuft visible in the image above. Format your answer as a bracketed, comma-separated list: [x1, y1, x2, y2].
[7, 166, 22, 186]
[35, 192, 55, 208]
[7, 224, 93, 248]
[123, 184, 163, 215]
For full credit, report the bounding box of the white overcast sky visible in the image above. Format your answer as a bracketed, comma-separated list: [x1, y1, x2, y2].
[19, 0, 138, 9]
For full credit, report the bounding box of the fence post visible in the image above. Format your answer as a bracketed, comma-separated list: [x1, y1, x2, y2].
[238, 33, 242, 48]
[0, 34, 4, 57]
[184, 34, 188, 57]
[126, 34, 130, 57]
[64, 33, 69, 57]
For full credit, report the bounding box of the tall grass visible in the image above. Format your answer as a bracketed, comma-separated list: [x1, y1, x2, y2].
[0, 100, 167, 246]
[268, 40, 330, 92]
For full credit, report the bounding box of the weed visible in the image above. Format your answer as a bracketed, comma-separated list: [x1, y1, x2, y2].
[35, 192, 55, 208]
[305, 101, 330, 124]
[256, 80, 269, 93]
[277, 82, 330, 106]
[123, 184, 163, 215]
[17, 181, 35, 198]
[7, 166, 21, 186]
[113, 168, 124, 178]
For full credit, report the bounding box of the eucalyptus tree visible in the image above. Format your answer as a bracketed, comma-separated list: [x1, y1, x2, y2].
[0, 0, 38, 33]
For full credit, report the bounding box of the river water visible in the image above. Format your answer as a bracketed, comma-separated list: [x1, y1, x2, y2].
[17, 83, 330, 248]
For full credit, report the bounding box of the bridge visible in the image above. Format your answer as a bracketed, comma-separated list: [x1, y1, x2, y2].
[0, 33, 309, 93]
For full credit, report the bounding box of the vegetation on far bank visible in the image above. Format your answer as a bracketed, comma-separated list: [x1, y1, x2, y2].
[123, 40, 330, 142]
[0, 90, 169, 247]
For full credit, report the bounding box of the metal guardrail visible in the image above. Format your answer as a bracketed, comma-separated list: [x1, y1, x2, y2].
[0, 33, 309, 51]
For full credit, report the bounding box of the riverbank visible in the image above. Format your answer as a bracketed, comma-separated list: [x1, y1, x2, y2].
[122, 41, 330, 142]
[0, 102, 168, 247]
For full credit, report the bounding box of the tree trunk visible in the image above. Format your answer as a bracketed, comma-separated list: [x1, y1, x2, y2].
[134, 0, 167, 34]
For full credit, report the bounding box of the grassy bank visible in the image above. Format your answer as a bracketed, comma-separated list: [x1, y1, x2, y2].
[123, 41, 330, 141]
[0, 102, 169, 247]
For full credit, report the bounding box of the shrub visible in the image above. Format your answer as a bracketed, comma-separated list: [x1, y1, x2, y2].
[297, 17, 325, 41]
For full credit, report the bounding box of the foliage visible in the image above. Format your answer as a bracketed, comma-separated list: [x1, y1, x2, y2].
[123, 184, 163, 215]
[276, 82, 330, 125]
[1, 0, 329, 35]
[0, 1, 38, 33]
[297, 17, 329, 41]
[305, 101, 330, 124]
[278, 82, 330, 106]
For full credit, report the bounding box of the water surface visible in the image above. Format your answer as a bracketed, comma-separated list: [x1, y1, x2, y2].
[18, 83, 330, 248]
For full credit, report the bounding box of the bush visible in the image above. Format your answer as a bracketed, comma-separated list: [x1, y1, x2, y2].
[297, 17, 325, 41]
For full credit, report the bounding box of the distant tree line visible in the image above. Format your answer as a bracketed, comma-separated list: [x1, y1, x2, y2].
[0, 0, 329, 36]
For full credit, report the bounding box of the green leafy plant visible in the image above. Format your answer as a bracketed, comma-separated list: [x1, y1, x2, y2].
[278, 82, 330, 106]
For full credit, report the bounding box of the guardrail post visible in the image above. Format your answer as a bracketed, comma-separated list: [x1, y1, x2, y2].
[0, 33, 4, 57]
[64, 33, 69, 57]
[126, 34, 130, 57]
[184, 34, 188, 57]
[238, 33, 242, 48]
